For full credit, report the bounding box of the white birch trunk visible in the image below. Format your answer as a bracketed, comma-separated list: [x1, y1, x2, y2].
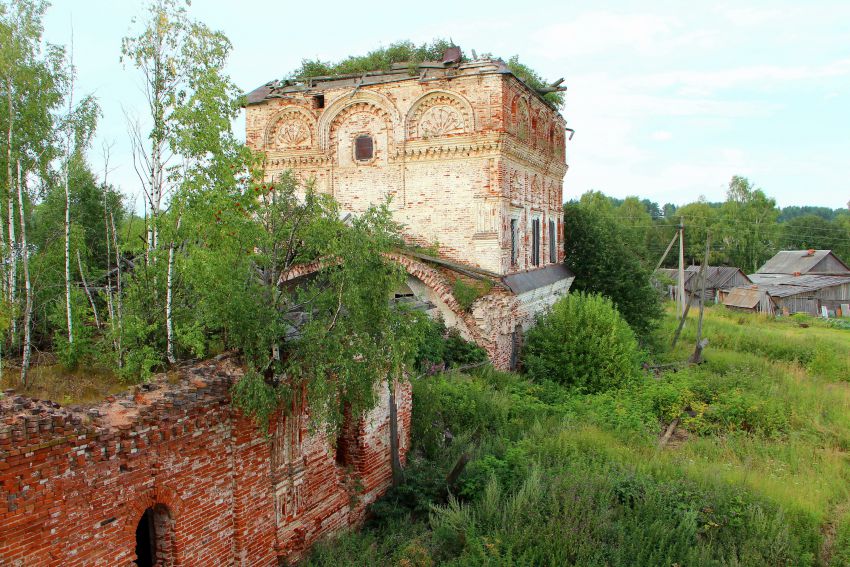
[64, 42, 75, 345]
[16, 160, 31, 386]
[102, 171, 117, 350]
[3, 83, 12, 314]
[165, 215, 181, 364]
[110, 211, 123, 368]
[77, 250, 99, 328]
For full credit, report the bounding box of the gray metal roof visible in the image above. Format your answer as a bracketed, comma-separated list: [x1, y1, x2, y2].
[502, 264, 574, 294]
[756, 250, 850, 275]
[747, 274, 850, 298]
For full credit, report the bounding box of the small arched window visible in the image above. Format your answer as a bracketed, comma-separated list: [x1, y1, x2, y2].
[354, 135, 374, 162]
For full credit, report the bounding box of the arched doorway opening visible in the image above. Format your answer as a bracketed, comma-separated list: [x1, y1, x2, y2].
[134, 504, 174, 566]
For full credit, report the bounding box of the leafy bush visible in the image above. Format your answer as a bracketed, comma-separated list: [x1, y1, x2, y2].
[523, 292, 644, 393]
[414, 318, 487, 374]
[563, 202, 664, 341]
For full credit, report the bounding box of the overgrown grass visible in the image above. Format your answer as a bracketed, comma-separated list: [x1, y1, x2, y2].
[0, 362, 125, 405]
[305, 305, 850, 566]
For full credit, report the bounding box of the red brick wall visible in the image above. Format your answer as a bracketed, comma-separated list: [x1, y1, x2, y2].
[0, 357, 410, 566]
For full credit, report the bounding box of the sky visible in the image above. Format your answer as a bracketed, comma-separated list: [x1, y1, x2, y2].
[41, 0, 850, 211]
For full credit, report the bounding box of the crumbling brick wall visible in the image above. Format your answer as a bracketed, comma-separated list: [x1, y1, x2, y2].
[245, 64, 567, 277]
[0, 356, 411, 566]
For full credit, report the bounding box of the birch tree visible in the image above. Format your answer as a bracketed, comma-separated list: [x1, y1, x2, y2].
[121, 0, 193, 263]
[121, 0, 243, 369]
[0, 0, 65, 380]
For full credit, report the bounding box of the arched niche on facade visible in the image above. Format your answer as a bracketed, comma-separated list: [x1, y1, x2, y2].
[405, 90, 475, 140]
[317, 91, 402, 156]
[510, 95, 531, 142]
[264, 105, 318, 151]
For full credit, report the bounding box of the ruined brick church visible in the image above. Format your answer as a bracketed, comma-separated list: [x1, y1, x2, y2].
[0, 52, 572, 566]
[246, 52, 574, 369]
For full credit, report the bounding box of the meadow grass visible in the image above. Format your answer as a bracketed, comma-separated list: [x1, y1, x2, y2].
[305, 305, 850, 566]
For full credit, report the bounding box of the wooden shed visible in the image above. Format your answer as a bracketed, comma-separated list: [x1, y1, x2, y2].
[657, 266, 751, 304]
[719, 286, 777, 315]
[748, 250, 850, 316]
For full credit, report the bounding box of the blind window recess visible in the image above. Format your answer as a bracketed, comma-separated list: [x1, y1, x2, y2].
[510, 218, 519, 267]
[549, 220, 557, 263]
[354, 135, 374, 161]
[531, 218, 541, 267]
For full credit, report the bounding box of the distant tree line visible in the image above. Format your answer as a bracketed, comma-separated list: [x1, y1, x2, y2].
[567, 178, 850, 274]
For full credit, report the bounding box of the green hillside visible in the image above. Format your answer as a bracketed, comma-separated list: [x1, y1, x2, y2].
[306, 305, 850, 566]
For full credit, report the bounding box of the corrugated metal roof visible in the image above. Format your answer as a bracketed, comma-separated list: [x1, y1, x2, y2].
[722, 287, 763, 309]
[747, 274, 850, 297]
[502, 264, 574, 294]
[756, 250, 848, 275]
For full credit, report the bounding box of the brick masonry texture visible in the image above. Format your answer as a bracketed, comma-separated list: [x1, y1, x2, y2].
[247, 62, 573, 369]
[0, 355, 411, 566]
[246, 64, 567, 276]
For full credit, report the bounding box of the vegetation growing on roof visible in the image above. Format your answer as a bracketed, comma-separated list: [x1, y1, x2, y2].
[289, 39, 458, 80]
[504, 55, 565, 106]
[288, 39, 565, 107]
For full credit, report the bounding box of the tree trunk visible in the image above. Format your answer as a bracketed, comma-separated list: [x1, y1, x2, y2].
[165, 215, 181, 364]
[102, 169, 117, 352]
[4, 82, 12, 339]
[17, 160, 31, 387]
[76, 250, 99, 328]
[110, 211, 123, 368]
[388, 377, 403, 487]
[64, 157, 73, 345]
[64, 51, 75, 346]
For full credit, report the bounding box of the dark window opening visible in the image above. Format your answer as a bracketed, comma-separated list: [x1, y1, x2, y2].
[510, 219, 518, 267]
[335, 434, 350, 468]
[313, 94, 325, 109]
[531, 219, 541, 267]
[134, 505, 173, 567]
[134, 509, 154, 567]
[355, 135, 374, 161]
[549, 220, 557, 263]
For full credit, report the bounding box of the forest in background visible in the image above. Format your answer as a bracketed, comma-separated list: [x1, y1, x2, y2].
[569, 180, 850, 275]
[4, 1, 850, 565]
[2, 0, 847, 395]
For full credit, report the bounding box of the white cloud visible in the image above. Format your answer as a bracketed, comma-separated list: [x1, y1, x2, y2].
[533, 11, 678, 58]
[651, 131, 672, 141]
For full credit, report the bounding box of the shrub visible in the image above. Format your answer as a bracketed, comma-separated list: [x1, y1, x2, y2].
[414, 318, 487, 374]
[523, 292, 643, 393]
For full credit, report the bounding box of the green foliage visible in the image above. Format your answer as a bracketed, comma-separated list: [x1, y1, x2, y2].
[564, 197, 664, 340]
[524, 292, 643, 393]
[305, 306, 850, 566]
[717, 176, 781, 274]
[289, 39, 564, 107]
[230, 369, 281, 432]
[505, 55, 565, 106]
[291, 39, 457, 79]
[781, 213, 850, 262]
[414, 318, 487, 374]
[451, 278, 491, 311]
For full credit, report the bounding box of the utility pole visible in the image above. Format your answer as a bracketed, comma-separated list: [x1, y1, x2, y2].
[690, 232, 711, 363]
[677, 219, 685, 317]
